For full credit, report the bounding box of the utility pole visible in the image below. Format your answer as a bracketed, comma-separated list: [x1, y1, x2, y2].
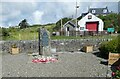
[61, 18, 62, 32]
[75, 0, 79, 37]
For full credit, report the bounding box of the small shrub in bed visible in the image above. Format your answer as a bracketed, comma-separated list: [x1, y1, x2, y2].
[112, 65, 120, 79]
[99, 36, 120, 59]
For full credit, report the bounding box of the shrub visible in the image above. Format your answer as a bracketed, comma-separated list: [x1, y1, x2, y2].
[11, 44, 17, 48]
[112, 65, 120, 79]
[2, 28, 10, 36]
[117, 35, 120, 52]
[99, 36, 120, 58]
[99, 41, 109, 55]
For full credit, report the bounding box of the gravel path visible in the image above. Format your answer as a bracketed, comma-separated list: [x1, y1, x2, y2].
[2, 52, 110, 77]
[0, 52, 2, 78]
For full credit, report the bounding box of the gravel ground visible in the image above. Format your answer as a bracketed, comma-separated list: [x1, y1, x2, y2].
[0, 52, 2, 78]
[2, 52, 110, 77]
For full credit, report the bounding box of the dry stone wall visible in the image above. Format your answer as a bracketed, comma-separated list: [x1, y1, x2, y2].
[1, 39, 112, 53]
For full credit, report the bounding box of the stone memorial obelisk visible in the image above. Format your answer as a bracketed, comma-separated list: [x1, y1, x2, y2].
[38, 27, 51, 56]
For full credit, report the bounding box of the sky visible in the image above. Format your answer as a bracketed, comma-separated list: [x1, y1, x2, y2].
[0, 0, 120, 27]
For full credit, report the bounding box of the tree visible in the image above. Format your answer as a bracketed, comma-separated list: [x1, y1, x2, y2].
[98, 13, 119, 31]
[18, 19, 29, 29]
[53, 17, 72, 31]
[118, 14, 120, 33]
[2, 28, 9, 37]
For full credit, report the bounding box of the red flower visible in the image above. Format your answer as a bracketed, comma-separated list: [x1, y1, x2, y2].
[117, 66, 120, 70]
[40, 59, 47, 62]
[112, 72, 116, 76]
[32, 59, 39, 63]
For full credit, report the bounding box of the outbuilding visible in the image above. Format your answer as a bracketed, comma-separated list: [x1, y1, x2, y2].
[62, 21, 77, 36]
[78, 13, 104, 33]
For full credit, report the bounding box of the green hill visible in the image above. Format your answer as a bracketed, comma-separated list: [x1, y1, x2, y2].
[1, 23, 56, 40]
[1, 13, 120, 40]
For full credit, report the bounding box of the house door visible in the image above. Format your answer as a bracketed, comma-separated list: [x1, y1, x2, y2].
[67, 27, 70, 31]
[86, 22, 98, 31]
[66, 27, 70, 36]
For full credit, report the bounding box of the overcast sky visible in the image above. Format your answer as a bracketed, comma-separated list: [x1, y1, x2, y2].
[0, 0, 119, 27]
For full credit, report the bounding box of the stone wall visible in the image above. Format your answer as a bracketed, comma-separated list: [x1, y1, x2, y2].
[1, 39, 112, 53]
[51, 39, 112, 52]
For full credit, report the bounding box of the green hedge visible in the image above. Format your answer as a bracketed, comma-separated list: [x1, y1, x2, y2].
[99, 35, 120, 58]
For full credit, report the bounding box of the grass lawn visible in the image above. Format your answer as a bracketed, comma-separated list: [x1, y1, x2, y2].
[51, 34, 118, 40]
[1, 24, 119, 40]
[2, 34, 118, 41]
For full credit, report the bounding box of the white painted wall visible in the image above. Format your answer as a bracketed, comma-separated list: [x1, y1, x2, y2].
[78, 13, 104, 31]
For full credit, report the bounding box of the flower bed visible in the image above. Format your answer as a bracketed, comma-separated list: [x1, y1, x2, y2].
[32, 56, 58, 63]
[112, 65, 120, 79]
[10, 44, 19, 54]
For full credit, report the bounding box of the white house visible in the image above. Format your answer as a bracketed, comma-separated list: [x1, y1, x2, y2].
[78, 13, 104, 32]
[62, 13, 104, 36]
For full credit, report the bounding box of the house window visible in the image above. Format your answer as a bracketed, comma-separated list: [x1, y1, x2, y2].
[88, 15, 92, 19]
[80, 27, 84, 30]
[92, 10, 96, 13]
[103, 9, 107, 13]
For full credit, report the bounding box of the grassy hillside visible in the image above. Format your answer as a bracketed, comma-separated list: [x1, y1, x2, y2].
[1, 23, 56, 40]
[1, 25, 118, 41]
[1, 13, 120, 40]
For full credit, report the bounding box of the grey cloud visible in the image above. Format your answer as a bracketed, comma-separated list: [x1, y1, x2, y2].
[1, 2, 118, 27]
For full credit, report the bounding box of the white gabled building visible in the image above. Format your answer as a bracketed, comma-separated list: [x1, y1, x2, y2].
[78, 13, 104, 32]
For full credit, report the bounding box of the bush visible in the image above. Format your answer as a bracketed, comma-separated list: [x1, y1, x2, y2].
[99, 36, 120, 58]
[99, 41, 109, 56]
[2, 28, 10, 37]
[112, 65, 120, 79]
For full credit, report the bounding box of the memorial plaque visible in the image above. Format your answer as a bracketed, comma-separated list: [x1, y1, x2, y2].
[41, 31, 49, 46]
